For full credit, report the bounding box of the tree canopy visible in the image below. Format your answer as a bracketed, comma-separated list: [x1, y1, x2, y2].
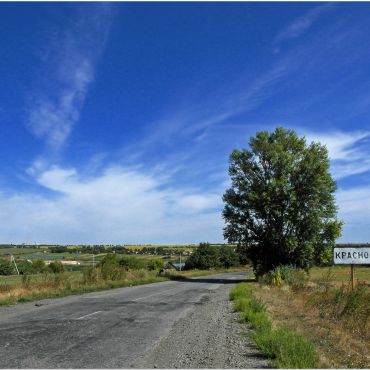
[184, 243, 240, 270]
[223, 127, 342, 276]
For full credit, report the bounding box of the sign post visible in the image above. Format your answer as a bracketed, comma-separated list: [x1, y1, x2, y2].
[334, 247, 370, 290]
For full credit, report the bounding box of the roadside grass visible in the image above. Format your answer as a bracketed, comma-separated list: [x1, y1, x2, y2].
[252, 266, 370, 368]
[0, 266, 248, 306]
[0, 270, 168, 305]
[230, 283, 319, 368]
[309, 265, 370, 286]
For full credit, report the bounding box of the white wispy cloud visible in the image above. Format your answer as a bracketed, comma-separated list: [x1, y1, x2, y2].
[275, 3, 334, 44]
[0, 165, 223, 244]
[336, 186, 370, 242]
[26, 6, 113, 154]
[302, 129, 370, 179]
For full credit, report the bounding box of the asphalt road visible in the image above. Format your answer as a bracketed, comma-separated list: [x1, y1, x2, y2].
[0, 271, 250, 368]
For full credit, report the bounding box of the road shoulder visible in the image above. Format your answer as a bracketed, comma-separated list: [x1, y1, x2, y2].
[134, 284, 271, 369]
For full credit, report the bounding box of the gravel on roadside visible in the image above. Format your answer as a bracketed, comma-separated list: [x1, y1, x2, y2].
[133, 284, 271, 369]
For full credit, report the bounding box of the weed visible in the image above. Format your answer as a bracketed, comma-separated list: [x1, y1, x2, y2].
[21, 274, 32, 288]
[253, 326, 319, 368]
[230, 283, 319, 368]
[0, 283, 11, 293]
[83, 266, 100, 284]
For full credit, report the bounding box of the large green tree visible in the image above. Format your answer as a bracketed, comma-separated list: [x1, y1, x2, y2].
[223, 127, 342, 276]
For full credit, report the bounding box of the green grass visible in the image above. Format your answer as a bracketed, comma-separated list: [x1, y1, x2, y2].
[0, 247, 42, 256]
[230, 283, 319, 368]
[309, 265, 370, 283]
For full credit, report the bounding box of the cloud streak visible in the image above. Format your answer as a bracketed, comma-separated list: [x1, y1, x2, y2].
[26, 6, 113, 154]
[302, 129, 370, 179]
[275, 3, 334, 44]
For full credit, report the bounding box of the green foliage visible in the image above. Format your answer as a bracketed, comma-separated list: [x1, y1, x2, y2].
[49, 261, 64, 273]
[314, 283, 370, 330]
[21, 274, 32, 287]
[83, 266, 99, 284]
[16, 260, 36, 275]
[53, 272, 67, 287]
[185, 242, 239, 270]
[99, 253, 120, 267]
[219, 245, 240, 268]
[259, 265, 308, 290]
[223, 127, 342, 277]
[230, 283, 318, 368]
[253, 326, 319, 368]
[32, 259, 47, 273]
[147, 259, 164, 271]
[0, 258, 14, 275]
[119, 256, 147, 270]
[99, 254, 122, 280]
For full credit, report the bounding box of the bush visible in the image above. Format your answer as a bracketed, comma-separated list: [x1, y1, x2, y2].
[101, 264, 124, 281]
[0, 258, 14, 275]
[259, 265, 308, 290]
[119, 256, 147, 270]
[185, 243, 239, 270]
[147, 259, 164, 271]
[83, 266, 99, 284]
[49, 261, 64, 273]
[16, 260, 36, 275]
[53, 272, 67, 287]
[32, 259, 47, 273]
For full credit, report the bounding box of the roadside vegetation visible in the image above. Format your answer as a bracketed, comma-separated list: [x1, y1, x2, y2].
[0, 255, 168, 305]
[232, 266, 369, 368]
[184, 242, 240, 270]
[230, 282, 318, 368]
[0, 249, 246, 306]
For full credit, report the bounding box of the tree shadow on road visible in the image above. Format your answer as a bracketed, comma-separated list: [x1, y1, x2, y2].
[165, 275, 256, 284]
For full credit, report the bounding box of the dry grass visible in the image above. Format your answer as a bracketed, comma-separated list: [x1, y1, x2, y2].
[309, 265, 370, 286]
[0, 270, 167, 305]
[253, 273, 370, 368]
[0, 266, 247, 305]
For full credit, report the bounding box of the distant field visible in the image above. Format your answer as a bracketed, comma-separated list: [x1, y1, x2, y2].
[0, 247, 43, 256]
[309, 265, 370, 284]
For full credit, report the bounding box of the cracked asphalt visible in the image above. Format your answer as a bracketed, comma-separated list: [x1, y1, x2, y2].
[0, 271, 270, 368]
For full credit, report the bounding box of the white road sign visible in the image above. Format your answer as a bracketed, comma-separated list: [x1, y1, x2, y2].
[334, 247, 370, 265]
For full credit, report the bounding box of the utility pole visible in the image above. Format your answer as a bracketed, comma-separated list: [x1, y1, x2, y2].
[180, 252, 182, 271]
[10, 255, 19, 275]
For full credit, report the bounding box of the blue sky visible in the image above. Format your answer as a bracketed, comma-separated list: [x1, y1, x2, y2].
[1, 2, 370, 244]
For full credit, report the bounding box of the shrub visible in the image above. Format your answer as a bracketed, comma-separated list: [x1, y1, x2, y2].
[147, 259, 164, 271]
[119, 256, 147, 270]
[53, 272, 67, 287]
[100, 254, 120, 267]
[259, 265, 308, 290]
[0, 258, 14, 275]
[32, 259, 47, 273]
[49, 261, 64, 273]
[83, 266, 100, 284]
[101, 264, 124, 281]
[185, 243, 239, 270]
[16, 260, 36, 275]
